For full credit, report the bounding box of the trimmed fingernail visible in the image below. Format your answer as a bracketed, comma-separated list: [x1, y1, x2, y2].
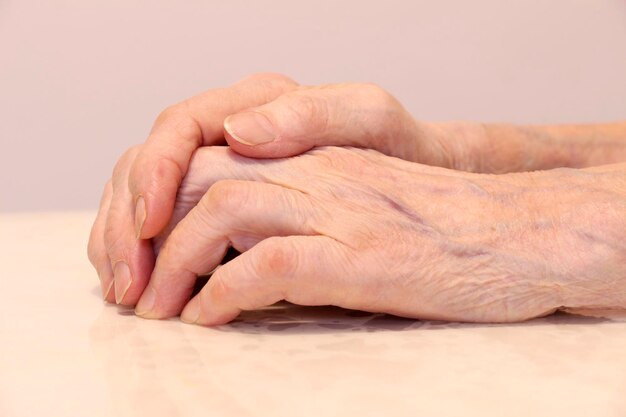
[134, 196, 146, 239]
[180, 299, 200, 324]
[98, 267, 115, 302]
[102, 278, 115, 302]
[224, 112, 276, 145]
[113, 261, 132, 304]
[135, 285, 156, 317]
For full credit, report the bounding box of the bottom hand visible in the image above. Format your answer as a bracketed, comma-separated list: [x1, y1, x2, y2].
[131, 147, 625, 325]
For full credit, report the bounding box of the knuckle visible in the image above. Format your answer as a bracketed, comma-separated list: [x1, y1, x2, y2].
[254, 238, 298, 280]
[237, 72, 298, 89]
[103, 179, 113, 194]
[357, 83, 402, 138]
[202, 180, 249, 215]
[112, 146, 141, 178]
[359, 82, 395, 105]
[305, 146, 361, 172]
[187, 146, 226, 175]
[357, 83, 403, 123]
[210, 266, 260, 311]
[86, 236, 100, 266]
[128, 148, 189, 199]
[154, 104, 183, 126]
[153, 103, 202, 141]
[282, 93, 329, 127]
[210, 271, 236, 301]
[151, 153, 185, 188]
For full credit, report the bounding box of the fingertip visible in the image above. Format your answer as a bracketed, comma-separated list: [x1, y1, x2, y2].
[113, 261, 132, 305]
[182, 277, 241, 326]
[108, 238, 155, 307]
[103, 280, 115, 303]
[135, 261, 199, 319]
[180, 297, 200, 324]
[100, 272, 115, 303]
[135, 285, 157, 318]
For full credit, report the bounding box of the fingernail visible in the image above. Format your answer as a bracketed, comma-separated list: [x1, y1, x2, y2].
[224, 112, 276, 145]
[98, 267, 115, 302]
[135, 285, 156, 317]
[102, 278, 115, 301]
[113, 261, 132, 304]
[134, 196, 146, 239]
[180, 299, 200, 324]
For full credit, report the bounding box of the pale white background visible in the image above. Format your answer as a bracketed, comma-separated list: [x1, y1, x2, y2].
[1, 0, 625, 212]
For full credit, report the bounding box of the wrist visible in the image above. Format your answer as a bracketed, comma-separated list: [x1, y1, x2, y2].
[522, 167, 626, 310]
[481, 122, 626, 172]
[419, 121, 538, 173]
[413, 121, 626, 173]
[414, 121, 489, 172]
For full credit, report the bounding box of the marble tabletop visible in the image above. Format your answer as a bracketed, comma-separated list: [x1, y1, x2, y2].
[1, 211, 625, 417]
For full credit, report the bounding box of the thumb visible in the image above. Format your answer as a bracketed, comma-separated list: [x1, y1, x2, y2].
[223, 84, 423, 160]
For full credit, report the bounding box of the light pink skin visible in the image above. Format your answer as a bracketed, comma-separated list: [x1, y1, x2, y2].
[87, 73, 626, 324]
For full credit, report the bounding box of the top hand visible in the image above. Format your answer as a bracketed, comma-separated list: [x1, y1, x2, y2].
[90, 74, 448, 305]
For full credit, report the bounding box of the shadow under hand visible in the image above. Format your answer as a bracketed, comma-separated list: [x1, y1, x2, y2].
[213, 301, 615, 336]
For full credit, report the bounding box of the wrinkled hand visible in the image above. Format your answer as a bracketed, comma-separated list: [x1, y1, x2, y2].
[128, 146, 624, 325]
[87, 73, 297, 304]
[88, 73, 456, 305]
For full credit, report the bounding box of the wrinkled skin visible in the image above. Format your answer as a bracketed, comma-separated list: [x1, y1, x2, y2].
[92, 145, 626, 325]
[88, 74, 459, 307]
[87, 73, 626, 325]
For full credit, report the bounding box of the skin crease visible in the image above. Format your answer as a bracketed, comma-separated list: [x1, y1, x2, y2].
[86, 73, 626, 324]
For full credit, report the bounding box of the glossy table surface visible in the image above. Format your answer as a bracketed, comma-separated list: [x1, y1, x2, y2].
[1, 211, 625, 417]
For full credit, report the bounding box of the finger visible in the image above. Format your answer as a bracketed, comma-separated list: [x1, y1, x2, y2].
[87, 180, 115, 302]
[223, 83, 423, 160]
[151, 146, 277, 254]
[104, 147, 155, 305]
[180, 235, 353, 326]
[135, 179, 316, 319]
[129, 73, 298, 240]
